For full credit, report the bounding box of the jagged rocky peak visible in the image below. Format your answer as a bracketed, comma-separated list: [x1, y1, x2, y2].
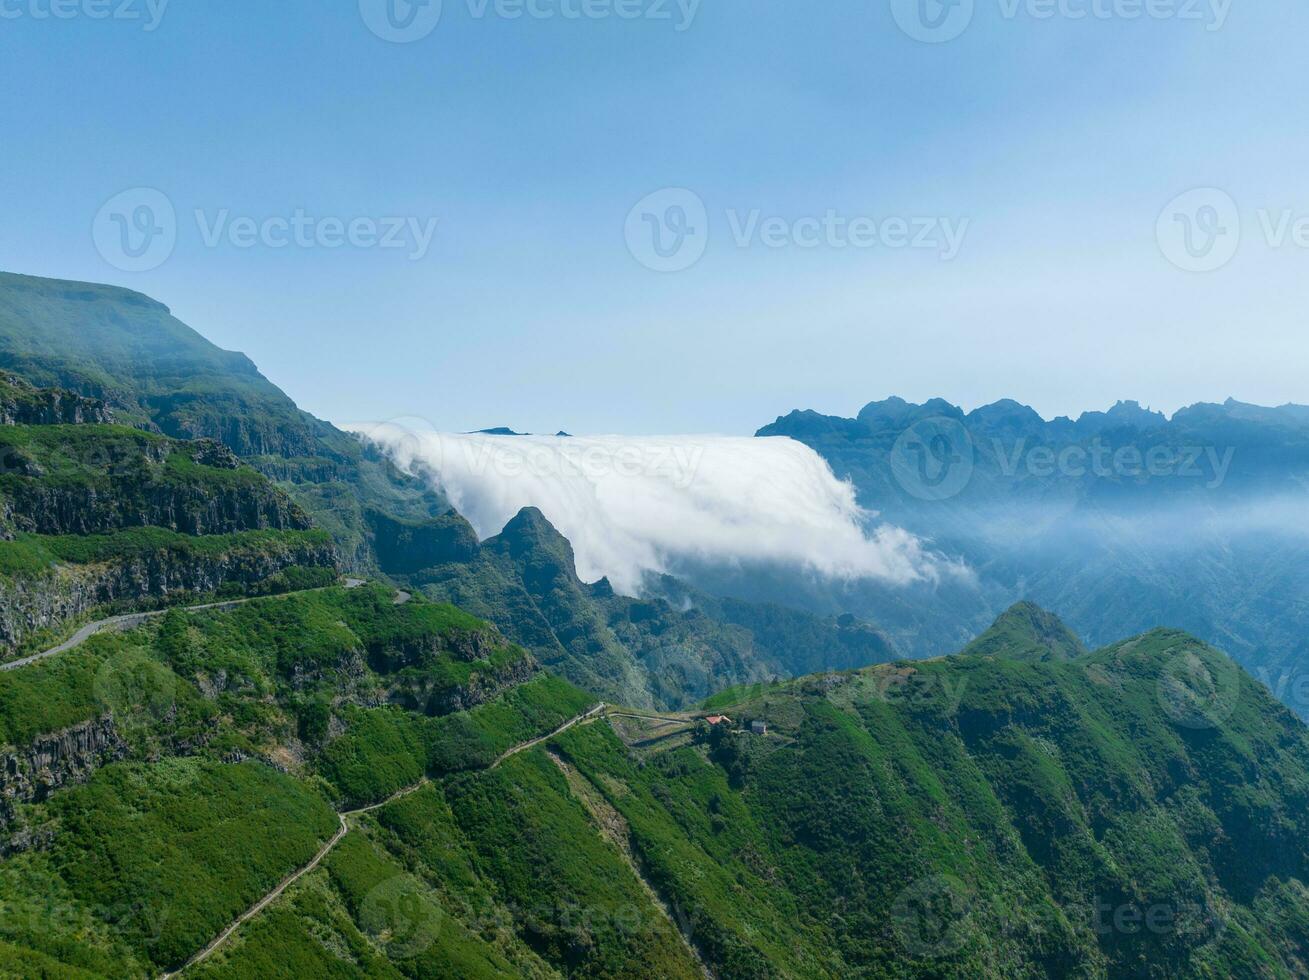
[1075, 399, 1168, 434]
[490, 506, 577, 565]
[966, 398, 1048, 436]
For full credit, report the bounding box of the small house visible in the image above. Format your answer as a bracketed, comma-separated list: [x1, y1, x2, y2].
[705, 715, 732, 726]
[750, 720, 767, 735]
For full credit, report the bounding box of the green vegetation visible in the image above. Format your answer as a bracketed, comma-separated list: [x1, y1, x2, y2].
[424, 673, 595, 774]
[5, 271, 1309, 978]
[441, 750, 701, 977]
[0, 584, 600, 976]
[318, 708, 425, 808]
[0, 527, 332, 580]
[547, 621, 1309, 977]
[406, 507, 897, 711]
[0, 271, 450, 572]
[961, 600, 1089, 662]
[0, 759, 338, 973]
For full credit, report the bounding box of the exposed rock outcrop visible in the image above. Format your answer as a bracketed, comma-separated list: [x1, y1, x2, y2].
[0, 536, 338, 651]
[0, 715, 127, 826]
[0, 374, 113, 426]
[387, 649, 540, 716]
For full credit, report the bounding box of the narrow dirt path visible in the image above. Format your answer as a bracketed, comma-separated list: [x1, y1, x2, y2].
[490, 702, 606, 768]
[163, 701, 606, 977]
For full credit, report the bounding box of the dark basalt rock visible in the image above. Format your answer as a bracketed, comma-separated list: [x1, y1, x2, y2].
[0, 535, 338, 651]
[0, 715, 127, 826]
[0, 374, 113, 427]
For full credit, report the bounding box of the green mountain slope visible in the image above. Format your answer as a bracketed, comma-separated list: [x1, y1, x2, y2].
[756, 396, 1309, 718]
[0, 392, 337, 656]
[0, 271, 898, 711]
[962, 600, 1089, 662]
[543, 616, 1309, 977]
[0, 272, 448, 571]
[0, 585, 601, 976]
[2, 452, 1308, 977]
[378, 505, 897, 710]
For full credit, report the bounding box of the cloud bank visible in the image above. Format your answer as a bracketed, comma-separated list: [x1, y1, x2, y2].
[347, 423, 956, 595]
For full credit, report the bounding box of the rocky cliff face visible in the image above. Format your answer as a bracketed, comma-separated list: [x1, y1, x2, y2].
[366, 507, 479, 574]
[0, 375, 113, 426]
[0, 715, 126, 826]
[0, 436, 312, 538]
[2, 478, 311, 537]
[431, 653, 539, 714]
[387, 649, 540, 716]
[0, 536, 338, 651]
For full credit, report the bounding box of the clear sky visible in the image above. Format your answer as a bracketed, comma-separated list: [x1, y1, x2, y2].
[1, 0, 1305, 434]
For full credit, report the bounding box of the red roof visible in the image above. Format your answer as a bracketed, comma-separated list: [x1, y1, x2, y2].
[705, 715, 732, 725]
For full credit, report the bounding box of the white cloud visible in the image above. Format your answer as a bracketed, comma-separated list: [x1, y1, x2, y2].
[346, 423, 957, 595]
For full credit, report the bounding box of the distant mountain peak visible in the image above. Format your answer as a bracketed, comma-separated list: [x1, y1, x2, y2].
[962, 601, 1087, 663]
[1074, 400, 1167, 433]
[856, 396, 965, 426]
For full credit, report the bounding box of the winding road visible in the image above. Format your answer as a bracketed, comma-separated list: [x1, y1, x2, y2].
[161, 703, 609, 977]
[0, 579, 379, 674]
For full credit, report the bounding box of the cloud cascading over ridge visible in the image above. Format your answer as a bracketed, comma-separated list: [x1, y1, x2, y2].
[346, 423, 958, 595]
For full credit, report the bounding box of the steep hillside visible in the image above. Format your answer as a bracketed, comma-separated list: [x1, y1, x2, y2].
[550, 614, 1309, 977]
[0, 584, 601, 976]
[7, 599, 1308, 977]
[0, 272, 448, 571]
[375, 506, 897, 710]
[962, 600, 1088, 662]
[0, 271, 903, 712]
[0, 393, 337, 655]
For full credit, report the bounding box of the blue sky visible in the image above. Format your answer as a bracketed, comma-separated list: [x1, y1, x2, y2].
[1, 0, 1305, 434]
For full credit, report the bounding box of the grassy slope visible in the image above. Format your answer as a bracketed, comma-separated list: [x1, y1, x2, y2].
[6, 564, 1309, 977]
[0, 271, 449, 572]
[0, 586, 602, 977]
[558, 628, 1309, 977]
